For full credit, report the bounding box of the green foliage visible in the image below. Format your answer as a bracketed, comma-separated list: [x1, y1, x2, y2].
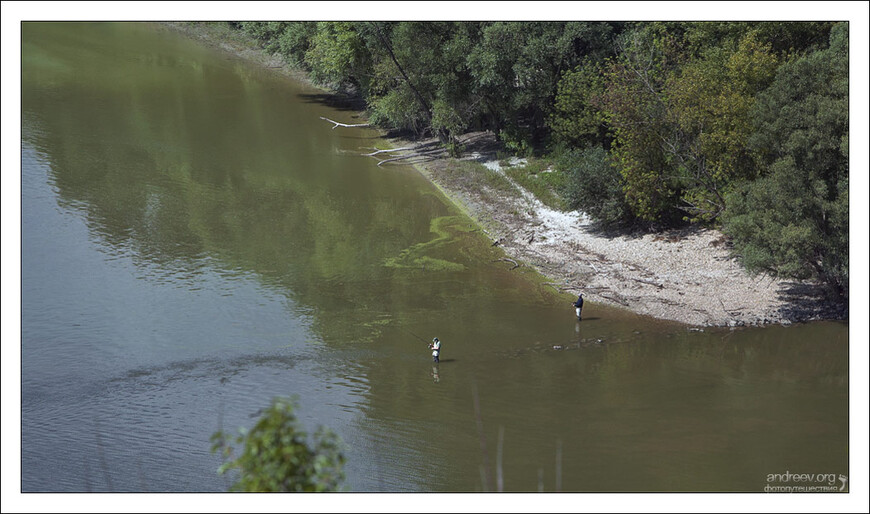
[722, 23, 848, 297]
[665, 30, 778, 222]
[236, 22, 319, 70]
[685, 21, 836, 57]
[598, 25, 782, 224]
[362, 22, 480, 139]
[211, 397, 346, 492]
[239, 22, 290, 55]
[504, 159, 567, 211]
[549, 59, 609, 149]
[274, 22, 317, 66]
[431, 97, 467, 144]
[499, 128, 535, 158]
[440, 160, 519, 200]
[556, 146, 631, 226]
[368, 88, 428, 134]
[598, 26, 683, 223]
[304, 22, 368, 88]
[467, 22, 618, 144]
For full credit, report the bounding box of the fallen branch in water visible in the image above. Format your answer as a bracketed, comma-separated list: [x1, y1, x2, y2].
[364, 146, 419, 157]
[372, 146, 446, 166]
[319, 116, 372, 130]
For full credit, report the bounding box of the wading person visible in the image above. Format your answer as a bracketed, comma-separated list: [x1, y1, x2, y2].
[572, 294, 584, 321]
[428, 337, 441, 363]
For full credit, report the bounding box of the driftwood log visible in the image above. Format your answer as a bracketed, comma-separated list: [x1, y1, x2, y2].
[319, 116, 450, 166]
[319, 116, 371, 130]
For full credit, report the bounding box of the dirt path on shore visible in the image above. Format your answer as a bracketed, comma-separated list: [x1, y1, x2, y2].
[164, 22, 843, 328]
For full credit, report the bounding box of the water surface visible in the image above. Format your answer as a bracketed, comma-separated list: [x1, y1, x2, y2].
[21, 22, 849, 493]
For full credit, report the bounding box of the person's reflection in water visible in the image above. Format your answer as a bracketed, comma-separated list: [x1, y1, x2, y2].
[431, 365, 440, 383]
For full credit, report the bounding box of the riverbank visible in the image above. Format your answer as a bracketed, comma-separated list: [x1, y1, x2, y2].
[390, 132, 844, 327]
[162, 22, 845, 328]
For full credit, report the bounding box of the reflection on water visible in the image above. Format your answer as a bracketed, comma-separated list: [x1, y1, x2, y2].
[21, 22, 848, 492]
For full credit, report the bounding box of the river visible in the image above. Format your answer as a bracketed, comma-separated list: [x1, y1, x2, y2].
[20, 22, 849, 494]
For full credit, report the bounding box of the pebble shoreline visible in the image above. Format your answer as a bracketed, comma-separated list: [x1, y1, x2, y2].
[407, 141, 843, 327]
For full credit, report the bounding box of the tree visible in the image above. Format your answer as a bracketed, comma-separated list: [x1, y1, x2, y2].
[722, 23, 848, 298]
[664, 30, 778, 222]
[354, 22, 481, 147]
[211, 397, 346, 492]
[684, 21, 835, 58]
[238, 22, 291, 55]
[597, 25, 684, 223]
[467, 22, 617, 151]
[274, 22, 318, 66]
[549, 58, 610, 150]
[597, 24, 782, 225]
[304, 22, 369, 90]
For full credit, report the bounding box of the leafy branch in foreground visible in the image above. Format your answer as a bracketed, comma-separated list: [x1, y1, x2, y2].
[211, 397, 346, 492]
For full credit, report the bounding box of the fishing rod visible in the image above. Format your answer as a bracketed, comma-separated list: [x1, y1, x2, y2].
[398, 326, 430, 345]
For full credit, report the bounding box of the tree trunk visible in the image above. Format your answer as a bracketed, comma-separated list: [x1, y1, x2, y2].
[370, 23, 435, 133]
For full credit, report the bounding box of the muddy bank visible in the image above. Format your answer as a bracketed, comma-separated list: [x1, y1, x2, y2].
[163, 22, 844, 327]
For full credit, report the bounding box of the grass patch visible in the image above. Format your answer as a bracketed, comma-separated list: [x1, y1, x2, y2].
[441, 160, 520, 197]
[504, 158, 569, 211]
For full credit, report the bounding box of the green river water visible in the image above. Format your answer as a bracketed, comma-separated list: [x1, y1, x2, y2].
[20, 22, 849, 493]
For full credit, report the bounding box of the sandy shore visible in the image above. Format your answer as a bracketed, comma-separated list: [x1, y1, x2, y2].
[164, 22, 845, 327]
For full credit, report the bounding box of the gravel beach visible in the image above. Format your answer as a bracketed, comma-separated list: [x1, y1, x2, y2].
[400, 132, 843, 327]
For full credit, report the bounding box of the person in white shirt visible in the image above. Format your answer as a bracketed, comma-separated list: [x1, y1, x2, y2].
[428, 337, 441, 363]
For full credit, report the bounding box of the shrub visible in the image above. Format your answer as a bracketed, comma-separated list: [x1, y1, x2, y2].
[211, 397, 346, 492]
[556, 146, 631, 226]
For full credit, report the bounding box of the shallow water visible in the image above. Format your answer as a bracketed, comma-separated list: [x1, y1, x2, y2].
[20, 22, 849, 492]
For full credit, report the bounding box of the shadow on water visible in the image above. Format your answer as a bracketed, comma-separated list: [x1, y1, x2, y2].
[296, 92, 366, 112]
[109, 352, 312, 392]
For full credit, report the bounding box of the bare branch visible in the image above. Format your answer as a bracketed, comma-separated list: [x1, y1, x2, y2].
[319, 116, 371, 130]
[373, 146, 447, 166]
[363, 146, 419, 157]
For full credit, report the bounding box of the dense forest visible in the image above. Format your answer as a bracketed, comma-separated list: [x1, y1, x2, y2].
[230, 21, 848, 300]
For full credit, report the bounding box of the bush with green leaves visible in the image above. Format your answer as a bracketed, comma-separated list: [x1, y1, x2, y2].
[556, 146, 631, 226]
[722, 23, 848, 298]
[211, 397, 346, 492]
[549, 59, 610, 150]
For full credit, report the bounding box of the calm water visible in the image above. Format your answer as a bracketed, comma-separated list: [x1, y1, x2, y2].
[20, 22, 849, 492]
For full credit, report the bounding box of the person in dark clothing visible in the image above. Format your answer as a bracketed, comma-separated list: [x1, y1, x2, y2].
[572, 294, 584, 320]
